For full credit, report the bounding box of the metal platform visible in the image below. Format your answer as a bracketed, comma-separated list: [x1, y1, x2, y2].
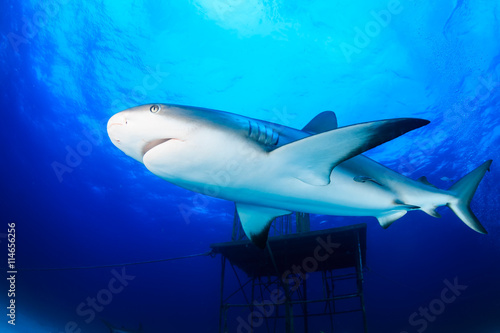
[211, 223, 367, 277]
[211, 219, 368, 333]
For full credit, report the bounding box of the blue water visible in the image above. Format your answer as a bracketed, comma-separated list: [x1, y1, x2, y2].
[1, 1, 500, 332]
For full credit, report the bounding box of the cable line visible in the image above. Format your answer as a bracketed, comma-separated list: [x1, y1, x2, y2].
[8, 250, 214, 272]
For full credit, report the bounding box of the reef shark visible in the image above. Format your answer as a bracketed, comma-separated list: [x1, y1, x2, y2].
[107, 104, 491, 248]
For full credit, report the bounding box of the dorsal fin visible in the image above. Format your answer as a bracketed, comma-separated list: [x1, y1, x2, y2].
[302, 111, 338, 134]
[417, 176, 437, 188]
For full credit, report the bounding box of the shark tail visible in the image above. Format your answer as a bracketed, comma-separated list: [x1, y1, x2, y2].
[447, 160, 492, 234]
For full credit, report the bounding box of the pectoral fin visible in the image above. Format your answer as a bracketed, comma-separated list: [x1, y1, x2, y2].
[236, 203, 291, 249]
[271, 118, 430, 186]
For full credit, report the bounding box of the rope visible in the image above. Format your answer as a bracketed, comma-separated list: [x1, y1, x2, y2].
[9, 250, 214, 272]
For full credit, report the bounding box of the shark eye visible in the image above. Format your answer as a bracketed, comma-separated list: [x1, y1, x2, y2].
[150, 104, 161, 113]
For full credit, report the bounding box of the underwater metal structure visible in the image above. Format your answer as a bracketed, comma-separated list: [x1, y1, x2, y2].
[211, 209, 368, 333]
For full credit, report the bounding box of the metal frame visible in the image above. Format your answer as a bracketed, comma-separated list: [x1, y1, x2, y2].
[217, 211, 368, 333]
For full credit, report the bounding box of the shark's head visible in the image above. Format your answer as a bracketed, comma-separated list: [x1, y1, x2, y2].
[107, 104, 193, 163]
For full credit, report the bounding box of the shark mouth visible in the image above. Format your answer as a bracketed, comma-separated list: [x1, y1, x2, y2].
[142, 138, 172, 156]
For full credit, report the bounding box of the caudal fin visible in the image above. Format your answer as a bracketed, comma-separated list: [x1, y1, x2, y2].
[447, 160, 492, 234]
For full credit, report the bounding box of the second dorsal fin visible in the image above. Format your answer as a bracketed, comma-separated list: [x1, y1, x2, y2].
[417, 176, 437, 188]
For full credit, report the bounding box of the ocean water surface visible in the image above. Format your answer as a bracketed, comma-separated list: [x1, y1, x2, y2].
[1, 0, 500, 332]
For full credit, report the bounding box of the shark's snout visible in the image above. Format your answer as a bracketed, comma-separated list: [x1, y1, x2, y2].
[107, 114, 127, 143]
